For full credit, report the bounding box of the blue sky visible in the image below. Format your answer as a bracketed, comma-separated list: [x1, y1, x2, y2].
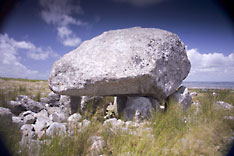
[0, 0, 233, 81]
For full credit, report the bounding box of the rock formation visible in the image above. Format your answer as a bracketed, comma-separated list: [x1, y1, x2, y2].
[169, 86, 192, 110]
[8, 95, 44, 115]
[49, 27, 190, 100]
[124, 97, 154, 121]
[48, 27, 192, 119]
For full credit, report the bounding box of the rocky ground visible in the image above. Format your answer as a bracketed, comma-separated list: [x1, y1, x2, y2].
[0, 78, 234, 156]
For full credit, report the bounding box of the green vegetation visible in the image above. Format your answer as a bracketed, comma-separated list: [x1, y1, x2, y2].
[0, 86, 44, 108]
[0, 79, 49, 156]
[0, 114, 22, 156]
[0, 78, 50, 108]
[32, 90, 234, 156]
[0, 79, 233, 156]
[81, 96, 114, 122]
[0, 77, 47, 82]
[98, 93, 234, 156]
[0, 87, 29, 108]
[0, 86, 35, 156]
[39, 122, 102, 156]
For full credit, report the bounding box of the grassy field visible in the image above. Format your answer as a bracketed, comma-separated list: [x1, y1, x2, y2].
[0, 77, 50, 107]
[0, 78, 233, 156]
[38, 90, 234, 156]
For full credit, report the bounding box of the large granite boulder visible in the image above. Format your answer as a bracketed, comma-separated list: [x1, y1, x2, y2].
[49, 27, 190, 100]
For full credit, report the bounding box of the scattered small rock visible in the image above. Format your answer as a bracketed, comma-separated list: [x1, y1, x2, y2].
[12, 116, 24, 127]
[103, 118, 124, 127]
[82, 119, 91, 128]
[190, 92, 198, 97]
[216, 101, 234, 110]
[7, 101, 27, 115]
[212, 92, 217, 96]
[8, 95, 44, 115]
[36, 109, 48, 118]
[20, 124, 36, 139]
[67, 113, 82, 123]
[90, 136, 105, 155]
[46, 122, 66, 136]
[24, 114, 36, 124]
[47, 92, 60, 106]
[34, 115, 51, 138]
[224, 116, 234, 120]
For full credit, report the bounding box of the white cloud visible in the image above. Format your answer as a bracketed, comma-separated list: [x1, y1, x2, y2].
[185, 48, 234, 81]
[39, 0, 83, 19]
[113, 0, 166, 7]
[0, 34, 59, 61]
[62, 37, 81, 47]
[40, 0, 85, 47]
[41, 11, 85, 26]
[57, 26, 72, 38]
[57, 26, 81, 46]
[0, 34, 59, 79]
[27, 47, 59, 60]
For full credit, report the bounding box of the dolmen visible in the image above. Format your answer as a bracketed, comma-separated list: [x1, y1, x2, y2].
[49, 27, 191, 120]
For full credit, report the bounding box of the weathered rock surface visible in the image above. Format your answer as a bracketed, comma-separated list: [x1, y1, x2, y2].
[24, 114, 36, 124]
[49, 27, 190, 100]
[12, 116, 24, 126]
[7, 100, 27, 115]
[81, 96, 103, 111]
[67, 113, 82, 123]
[34, 111, 52, 138]
[216, 101, 234, 110]
[36, 109, 48, 118]
[149, 97, 161, 111]
[67, 119, 91, 135]
[103, 118, 152, 136]
[20, 124, 36, 139]
[59, 95, 71, 116]
[124, 97, 154, 121]
[46, 122, 66, 136]
[46, 92, 61, 106]
[8, 95, 44, 115]
[104, 118, 124, 126]
[190, 92, 198, 97]
[169, 86, 192, 110]
[46, 107, 67, 122]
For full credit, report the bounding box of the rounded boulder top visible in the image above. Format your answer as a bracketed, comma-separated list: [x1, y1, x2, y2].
[49, 27, 191, 100]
